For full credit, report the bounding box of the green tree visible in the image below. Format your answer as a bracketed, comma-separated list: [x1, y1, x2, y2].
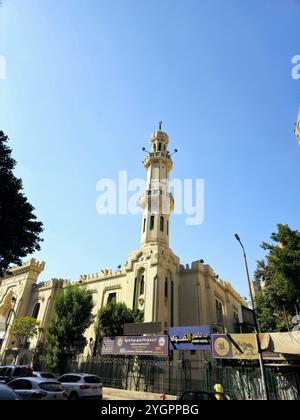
[45, 285, 94, 373]
[98, 302, 144, 338]
[0, 131, 43, 277]
[9, 317, 40, 348]
[254, 224, 300, 331]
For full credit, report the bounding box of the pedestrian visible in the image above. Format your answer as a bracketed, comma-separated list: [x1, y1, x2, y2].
[213, 384, 225, 400]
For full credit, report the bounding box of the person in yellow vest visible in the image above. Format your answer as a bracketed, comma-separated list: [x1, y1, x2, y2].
[213, 384, 225, 400]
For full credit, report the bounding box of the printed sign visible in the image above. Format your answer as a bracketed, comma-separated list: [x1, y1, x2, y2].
[169, 326, 211, 351]
[212, 334, 285, 360]
[101, 336, 168, 357]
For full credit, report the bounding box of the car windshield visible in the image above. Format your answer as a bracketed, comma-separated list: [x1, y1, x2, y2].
[0, 368, 12, 377]
[41, 373, 56, 379]
[14, 368, 32, 377]
[40, 382, 63, 392]
[84, 376, 100, 384]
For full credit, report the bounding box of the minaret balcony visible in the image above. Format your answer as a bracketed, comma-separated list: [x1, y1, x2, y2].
[143, 152, 173, 170]
[138, 190, 175, 212]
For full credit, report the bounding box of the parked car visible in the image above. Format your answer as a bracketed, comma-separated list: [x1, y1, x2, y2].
[33, 371, 56, 380]
[179, 390, 230, 401]
[0, 384, 21, 400]
[7, 377, 67, 400]
[57, 373, 103, 400]
[0, 366, 33, 384]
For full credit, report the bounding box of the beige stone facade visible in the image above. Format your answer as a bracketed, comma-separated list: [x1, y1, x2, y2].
[0, 128, 246, 364]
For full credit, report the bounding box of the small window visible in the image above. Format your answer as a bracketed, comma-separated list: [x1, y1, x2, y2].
[84, 376, 100, 384]
[158, 143, 162, 151]
[140, 276, 145, 295]
[14, 367, 32, 377]
[58, 375, 81, 384]
[167, 221, 169, 236]
[40, 373, 56, 379]
[216, 300, 224, 325]
[165, 279, 168, 298]
[160, 216, 164, 232]
[150, 215, 155, 230]
[32, 302, 40, 320]
[107, 293, 117, 305]
[0, 367, 12, 376]
[10, 379, 32, 390]
[143, 218, 146, 233]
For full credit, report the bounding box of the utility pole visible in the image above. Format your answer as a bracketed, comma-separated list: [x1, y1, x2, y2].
[235, 234, 270, 401]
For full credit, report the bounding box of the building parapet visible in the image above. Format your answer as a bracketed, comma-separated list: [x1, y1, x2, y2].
[179, 260, 247, 306]
[179, 260, 212, 274]
[32, 278, 70, 291]
[77, 268, 125, 284]
[2, 259, 45, 279]
[219, 280, 247, 305]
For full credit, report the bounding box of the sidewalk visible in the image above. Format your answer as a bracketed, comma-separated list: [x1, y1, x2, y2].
[103, 387, 177, 401]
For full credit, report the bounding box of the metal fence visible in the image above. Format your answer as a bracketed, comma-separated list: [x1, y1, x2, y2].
[60, 356, 300, 400]
[197, 363, 300, 400]
[69, 356, 191, 396]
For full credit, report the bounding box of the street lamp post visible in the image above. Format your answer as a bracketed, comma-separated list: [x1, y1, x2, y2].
[234, 234, 270, 401]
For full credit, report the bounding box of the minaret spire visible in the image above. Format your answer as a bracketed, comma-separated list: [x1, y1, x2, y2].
[139, 126, 174, 248]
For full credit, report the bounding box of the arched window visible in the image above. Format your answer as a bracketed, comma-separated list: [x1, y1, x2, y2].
[160, 216, 164, 232]
[216, 300, 224, 325]
[107, 293, 117, 305]
[165, 278, 168, 298]
[5, 309, 14, 331]
[140, 276, 145, 295]
[32, 303, 40, 320]
[158, 143, 162, 152]
[150, 215, 155, 230]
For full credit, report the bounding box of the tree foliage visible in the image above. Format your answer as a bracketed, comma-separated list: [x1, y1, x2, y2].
[254, 224, 300, 332]
[45, 285, 94, 373]
[98, 302, 144, 338]
[0, 131, 43, 276]
[9, 317, 40, 348]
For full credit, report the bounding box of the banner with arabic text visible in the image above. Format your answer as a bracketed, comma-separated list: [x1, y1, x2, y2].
[169, 326, 211, 351]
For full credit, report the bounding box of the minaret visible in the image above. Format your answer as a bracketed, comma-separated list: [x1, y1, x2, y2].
[139, 123, 174, 248]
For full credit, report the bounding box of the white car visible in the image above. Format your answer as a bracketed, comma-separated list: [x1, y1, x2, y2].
[8, 377, 67, 400]
[57, 373, 103, 400]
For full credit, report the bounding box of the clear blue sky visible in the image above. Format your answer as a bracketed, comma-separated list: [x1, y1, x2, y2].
[0, 0, 300, 299]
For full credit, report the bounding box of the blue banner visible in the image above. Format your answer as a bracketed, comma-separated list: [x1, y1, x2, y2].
[169, 326, 211, 351]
